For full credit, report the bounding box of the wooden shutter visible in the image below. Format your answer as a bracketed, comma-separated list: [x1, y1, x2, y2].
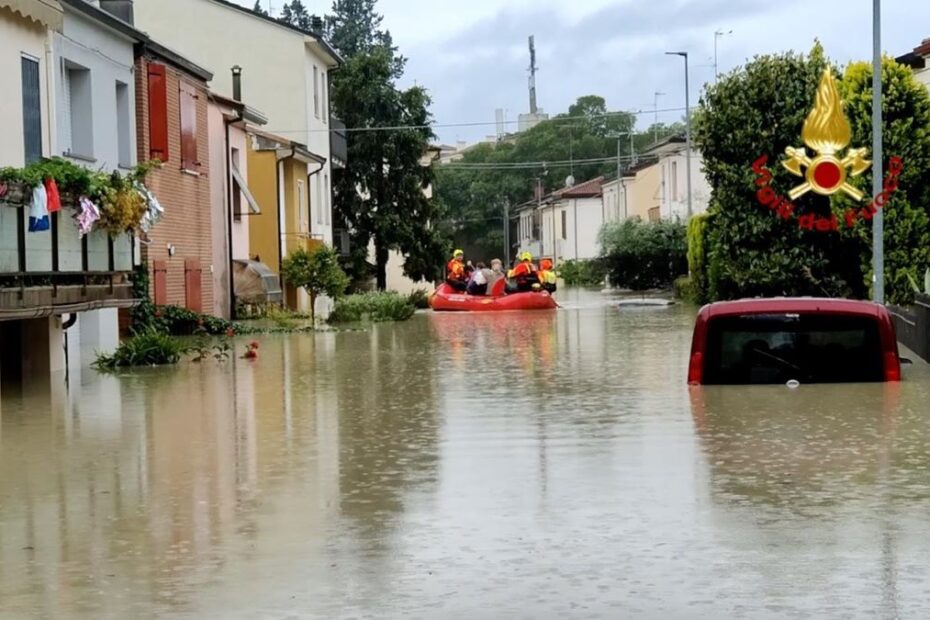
[153, 260, 168, 305]
[179, 81, 197, 170]
[21, 56, 42, 164]
[184, 259, 202, 312]
[147, 63, 169, 162]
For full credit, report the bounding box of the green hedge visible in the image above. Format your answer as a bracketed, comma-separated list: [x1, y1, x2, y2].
[558, 258, 606, 287]
[329, 292, 416, 323]
[93, 327, 185, 370]
[599, 219, 688, 290]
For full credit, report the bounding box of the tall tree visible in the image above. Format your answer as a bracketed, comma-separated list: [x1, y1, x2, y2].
[278, 0, 312, 30]
[327, 0, 445, 288]
[252, 0, 268, 16]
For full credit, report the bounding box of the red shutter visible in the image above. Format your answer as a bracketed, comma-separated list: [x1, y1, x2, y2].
[147, 63, 169, 162]
[153, 260, 168, 305]
[179, 81, 198, 170]
[184, 259, 202, 313]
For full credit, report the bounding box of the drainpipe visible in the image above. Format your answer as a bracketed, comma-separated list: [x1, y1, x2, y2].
[61, 313, 77, 387]
[306, 162, 325, 239]
[225, 66, 243, 319]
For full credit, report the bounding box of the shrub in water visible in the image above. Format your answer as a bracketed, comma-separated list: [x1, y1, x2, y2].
[329, 292, 416, 323]
[599, 218, 687, 290]
[558, 259, 607, 287]
[407, 288, 431, 309]
[93, 327, 185, 370]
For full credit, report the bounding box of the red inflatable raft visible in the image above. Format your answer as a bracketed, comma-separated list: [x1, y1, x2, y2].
[429, 282, 557, 312]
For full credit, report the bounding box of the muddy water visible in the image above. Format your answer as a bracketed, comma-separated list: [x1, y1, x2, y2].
[2, 289, 930, 618]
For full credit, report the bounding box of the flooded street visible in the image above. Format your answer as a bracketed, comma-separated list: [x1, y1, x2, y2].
[3, 289, 930, 618]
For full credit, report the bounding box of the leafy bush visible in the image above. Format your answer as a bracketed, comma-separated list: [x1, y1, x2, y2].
[673, 276, 696, 302]
[599, 219, 687, 290]
[686, 213, 712, 304]
[329, 292, 416, 323]
[93, 327, 185, 370]
[281, 245, 349, 322]
[696, 43, 930, 305]
[558, 258, 607, 287]
[407, 288, 431, 309]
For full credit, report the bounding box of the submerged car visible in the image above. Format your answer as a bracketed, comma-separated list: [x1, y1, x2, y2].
[688, 298, 901, 385]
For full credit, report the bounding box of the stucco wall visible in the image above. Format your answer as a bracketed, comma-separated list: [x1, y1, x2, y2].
[133, 0, 335, 245]
[245, 146, 279, 271]
[629, 163, 662, 221]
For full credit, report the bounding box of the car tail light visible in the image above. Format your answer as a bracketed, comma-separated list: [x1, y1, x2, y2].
[688, 351, 704, 384]
[884, 351, 901, 382]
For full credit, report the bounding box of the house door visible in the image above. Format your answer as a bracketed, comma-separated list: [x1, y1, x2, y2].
[184, 259, 202, 312]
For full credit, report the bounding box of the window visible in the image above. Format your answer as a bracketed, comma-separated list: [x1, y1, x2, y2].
[671, 160, 679, 200]
[62, 60, 93, 158]
[313, 66, 319, 118]
[116, 81, 131, 167]
[322, 72, 327, 122]
[315, 175, 323, 224]
[179, 81, 198, 171]
[324, 173, 330, 225]
[231, 148, 242, 219]
[21, 55, 42, 164]
[147, 63, 169, 162]
[298, 180, 307, 232]
[702, 314, 883, 385]
[561, 210, 567, 239]
[648, 206, 660, 222]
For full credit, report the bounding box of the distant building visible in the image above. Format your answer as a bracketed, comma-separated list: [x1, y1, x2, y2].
[515, 176, 605, 264]
[601, 135, 711, 224]
[518, 111, 549, 133]
[897, 38, 930, 90]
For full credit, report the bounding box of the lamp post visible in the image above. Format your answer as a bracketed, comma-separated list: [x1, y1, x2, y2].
[872, 0, 884, 303]
[609, 131, 635, 221]
[714, 29, 732, 83]
[666, 51, 693, 218]
[653, 91, 665, 142]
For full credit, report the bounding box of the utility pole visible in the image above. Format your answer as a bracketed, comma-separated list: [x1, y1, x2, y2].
[872, 0, 884, 303]
[653, 91, 665, 142]
[503, 201, 510, 261]
[714, 29, 732, 83]
[666, 51, 693, 218]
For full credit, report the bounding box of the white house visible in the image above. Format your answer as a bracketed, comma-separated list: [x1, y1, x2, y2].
[133, 0, 342, 246]
[517, 176, 605, 264]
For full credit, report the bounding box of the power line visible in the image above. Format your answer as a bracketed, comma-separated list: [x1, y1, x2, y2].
[439, 154, 647, 170]
[262, 106, 691, 135]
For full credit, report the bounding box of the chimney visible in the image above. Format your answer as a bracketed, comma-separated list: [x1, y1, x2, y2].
[98, 0, 134, 24]
[231, 66, 242, 102]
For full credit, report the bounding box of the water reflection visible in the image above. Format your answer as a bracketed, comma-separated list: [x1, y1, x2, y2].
[2, 296, 930, 616]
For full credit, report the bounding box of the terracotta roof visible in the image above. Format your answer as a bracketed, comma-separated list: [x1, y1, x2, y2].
[550, 176, 605, 199]
[914, 37, 930, 57]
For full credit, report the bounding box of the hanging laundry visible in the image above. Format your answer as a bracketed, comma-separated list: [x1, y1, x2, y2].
[75, 196, 100, 237]
[45, 177, 61, 213]
[136, 182, 164, 233]
[28, 183, 49, 232]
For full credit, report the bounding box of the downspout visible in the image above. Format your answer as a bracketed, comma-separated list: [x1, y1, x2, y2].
[224, 114, 236, 319]
[276, 158, 284, 275]
[306, 161, 325, 239]
[61, 313, 77, 387]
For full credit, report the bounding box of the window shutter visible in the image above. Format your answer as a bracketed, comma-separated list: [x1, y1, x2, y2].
[147, 63, 169, 162]
[179, 81, 197, 170]
[60, 60, 72, 154]
[21, 56, 42, 164]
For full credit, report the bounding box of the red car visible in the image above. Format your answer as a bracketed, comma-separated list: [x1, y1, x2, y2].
[688, 298, 902, 385]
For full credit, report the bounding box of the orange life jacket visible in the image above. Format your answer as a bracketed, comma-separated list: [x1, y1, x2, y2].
[446, 259, 466, 281]
[511, 261, 536, 278]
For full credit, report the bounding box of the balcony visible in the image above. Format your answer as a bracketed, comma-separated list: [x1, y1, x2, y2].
[330, 117, 347, 169]
[0, 197, 136, 319]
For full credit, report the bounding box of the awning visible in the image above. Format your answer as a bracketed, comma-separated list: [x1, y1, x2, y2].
[0, 0, 63, 30]
[231, 160, 261, 214]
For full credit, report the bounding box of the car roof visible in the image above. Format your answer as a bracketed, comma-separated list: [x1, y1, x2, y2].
[697, 297, 886, 320]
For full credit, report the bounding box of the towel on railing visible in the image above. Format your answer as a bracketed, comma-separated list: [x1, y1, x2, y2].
[28, 183, 49, 232]
[75, 196, 100, 237]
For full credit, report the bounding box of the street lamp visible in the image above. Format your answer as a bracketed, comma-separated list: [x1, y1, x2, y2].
[714, 29, 732, 83]
[872, 0, 883, 302]
[653, 91, 665, 142]
[666, 51, 693, 218]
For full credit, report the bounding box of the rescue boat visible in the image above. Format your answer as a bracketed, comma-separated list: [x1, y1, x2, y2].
[428, 282, 558, 312]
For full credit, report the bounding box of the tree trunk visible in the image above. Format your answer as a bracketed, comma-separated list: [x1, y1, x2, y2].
[309, 292, 316, 325]
[375, 243, 388, 291]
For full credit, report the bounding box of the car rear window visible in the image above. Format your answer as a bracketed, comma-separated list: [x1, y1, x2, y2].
[702, 313, 884, 385]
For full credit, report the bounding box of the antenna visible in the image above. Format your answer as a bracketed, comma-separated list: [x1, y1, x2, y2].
[528, 35, 538, 114]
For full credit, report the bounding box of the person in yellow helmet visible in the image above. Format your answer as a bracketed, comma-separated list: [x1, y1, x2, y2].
[507, 251, 539, 292]
[446, 249, 468, 291]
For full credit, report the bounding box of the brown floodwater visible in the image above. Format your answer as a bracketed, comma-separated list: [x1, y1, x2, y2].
[2, 289, 930, 618]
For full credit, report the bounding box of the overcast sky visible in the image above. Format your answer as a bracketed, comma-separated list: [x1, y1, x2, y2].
[239, 0, 930, 144]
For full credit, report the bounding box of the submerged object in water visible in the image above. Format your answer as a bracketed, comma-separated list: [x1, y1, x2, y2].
[617, 298, 675, 308]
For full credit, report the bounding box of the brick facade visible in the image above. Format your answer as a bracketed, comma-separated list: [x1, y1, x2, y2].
[135, 55, 213, 312]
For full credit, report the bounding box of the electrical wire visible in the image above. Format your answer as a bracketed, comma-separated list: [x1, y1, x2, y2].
[264, 106, 690, 135]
